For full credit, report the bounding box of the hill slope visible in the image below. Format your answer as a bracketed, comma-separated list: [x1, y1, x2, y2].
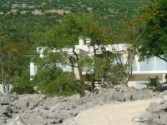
[0, 0, 150, 40]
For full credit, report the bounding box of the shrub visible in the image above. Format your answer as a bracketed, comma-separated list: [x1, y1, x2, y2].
[146, 76, 159, 88]
[32, 66, 83, 96]
[37, 72, 83, 96]
[11, 74, 35, 94]
[146, 76, 162, 91]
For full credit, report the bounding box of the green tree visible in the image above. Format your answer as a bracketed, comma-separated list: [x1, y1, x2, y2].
[11, 71, 35, 94]
[0, 34, 27, 93]
[31, 63, 82, 96]
[34, 12, 110, 91]
[137, 0, 167, 61]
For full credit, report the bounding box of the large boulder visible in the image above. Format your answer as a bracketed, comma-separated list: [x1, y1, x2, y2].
[114, 85, 154, 101]
[137, 98, 167, 125]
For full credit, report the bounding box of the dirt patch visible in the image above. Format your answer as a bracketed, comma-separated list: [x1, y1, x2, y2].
[74, 98, 163, 125]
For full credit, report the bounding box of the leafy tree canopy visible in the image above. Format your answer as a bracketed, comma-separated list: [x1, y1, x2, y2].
[0, 33, 27, 93]
[137, 0, 167, 61]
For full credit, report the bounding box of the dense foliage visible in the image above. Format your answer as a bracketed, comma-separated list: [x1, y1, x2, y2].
[0, 34, 27, 93]
[134, 0, 167, 61]
[0, 0, 150, 39]
[31, 65, 84, 96]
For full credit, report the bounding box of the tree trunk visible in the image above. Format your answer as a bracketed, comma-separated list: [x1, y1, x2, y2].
[72, 47, 85, 95]
[69, 56, 75, 75]
[125, 50, 135, 86]
[3, 83, 10, 94]
[77, 66, 85, 96]
[90, 46, 97, 91]
[91, 73, 95, 91]
[3, 84, 6, 93]
[71, 65, 75, 75]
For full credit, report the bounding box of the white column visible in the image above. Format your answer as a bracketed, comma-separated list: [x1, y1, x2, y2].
[154, 57, 156, 71]
[30, 62, 38, 80]
[135, 55, 140, 72]
[79, 37, 84, 46]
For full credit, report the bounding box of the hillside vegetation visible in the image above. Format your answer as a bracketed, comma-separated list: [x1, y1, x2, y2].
[0, 0, 150, 40]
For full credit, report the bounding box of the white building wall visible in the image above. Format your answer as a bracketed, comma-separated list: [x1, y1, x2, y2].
[30, 38, 167, 86]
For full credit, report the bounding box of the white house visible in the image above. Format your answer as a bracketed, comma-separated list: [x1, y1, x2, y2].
[1, 38, 166, 93]
[29, 38, 167, 89]
[30, 38, 128, 80]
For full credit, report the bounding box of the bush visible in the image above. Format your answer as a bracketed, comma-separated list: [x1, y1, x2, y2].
[146, 76, 162, 91]
[11, 85, 36, 94]
[11, 75, 35, 94]
[32, 66, 83, 96]
[37, 72, 83, 96]
[107, 64, 127, 85]
[146, 76, 159, 88]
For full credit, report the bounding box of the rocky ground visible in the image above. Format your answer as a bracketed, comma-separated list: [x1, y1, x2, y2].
[69, 95, 166, 125]
[134, 93, 167, 125]
[0, 85, 166, 125]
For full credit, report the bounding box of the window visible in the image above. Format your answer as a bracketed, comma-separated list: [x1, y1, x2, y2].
[139, 58, 154, 71]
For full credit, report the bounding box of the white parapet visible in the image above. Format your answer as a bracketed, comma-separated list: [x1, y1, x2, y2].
[37, 47, 46, 58]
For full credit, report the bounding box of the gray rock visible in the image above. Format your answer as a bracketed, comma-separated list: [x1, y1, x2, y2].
[40, 110, 71, 124]
[142, 90, 153, 99]
[139, 99, 167, 125]
[51, 102, 77, 111]
[0, 117, 7, 124]
[146, 102, 158, 112]
[43, 96, 60, 106]
[112, 85, 153, 101]
[0, 92, 3, 96]
[0, 93, 19, 105]
[8, 116, 26, 125]
[0, 95, 11, 105]
[114, 91, 126, 101]
[12, 94, 46, 110]
[159, 90, 167, 97]
[67, 94, 83, 105]
[41, 110, 57, 119]
[56, 110, 71, 121]
[0, 105, 13, 118]
[0, 87, 158, 125]
[63, 118, 76, 125]
[146, 100, 167, 113]
[114, 85, 129, 92]
[149, 111, 167, 125]
[9, 93, 19, 102]
[131, 91, 144, 100]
